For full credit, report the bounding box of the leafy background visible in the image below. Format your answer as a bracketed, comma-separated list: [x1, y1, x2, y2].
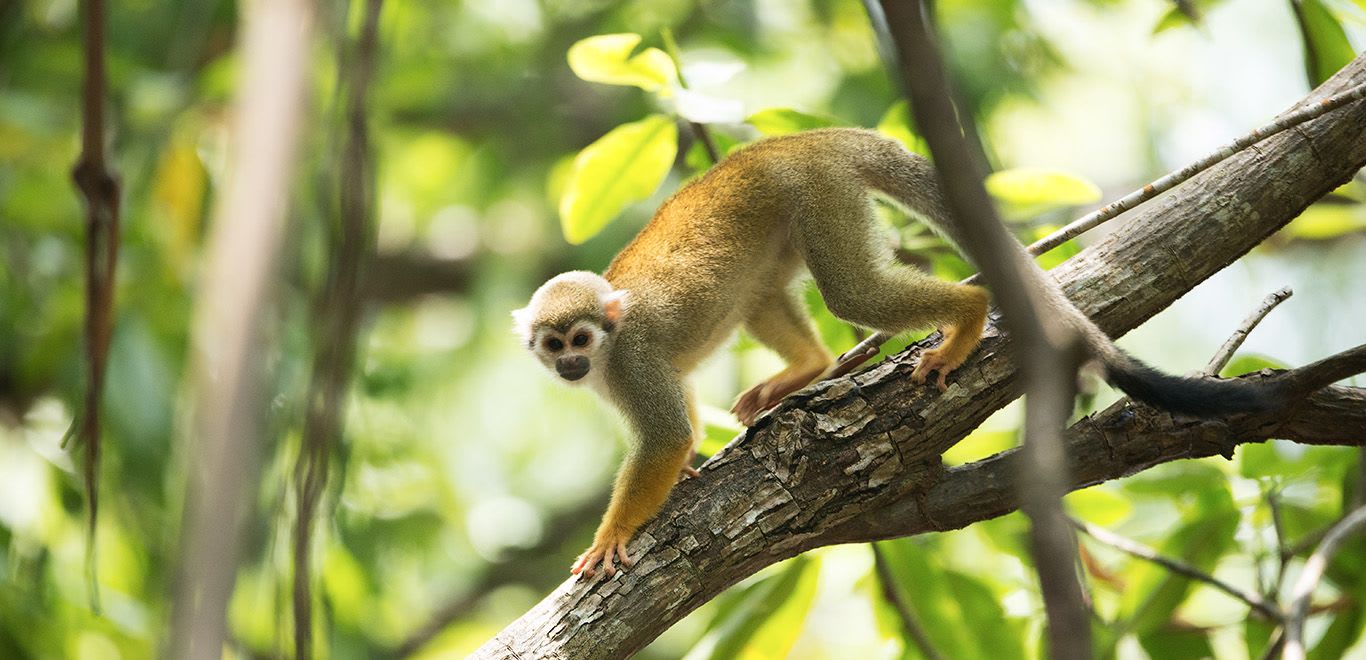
[1, 0, 1365, 657]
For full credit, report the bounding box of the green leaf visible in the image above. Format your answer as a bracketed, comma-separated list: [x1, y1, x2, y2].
[1283, 203, 1366, 240]
[876, 101, 926, 155]
[559, 114, 678, 244]
[1152, 6, 1194, 34]
[874, 539, 1026, 659]
[1066, 487, 1133, 527]
[567, 33, 677, 92]
[1137, 626, 1214, 659]
[1114, 506, 1238, 641]
[1292, 0, 1357, 87]
[746, 108, 845, 135]
[941, 429, 1016, 466]
[985, 168, 1102, 221]
[689, 556, 819, 660]
[1219, 353, 1288, 378]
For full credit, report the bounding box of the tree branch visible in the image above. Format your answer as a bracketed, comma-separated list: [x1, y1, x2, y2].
[292, 0, 382, 657]
[876, 0, 1091, 654]
[168, 0, 316, 656]
[71, 0, 121, 611]
[1283, 505, 1366, 660]
[470, 54, 1366, 659]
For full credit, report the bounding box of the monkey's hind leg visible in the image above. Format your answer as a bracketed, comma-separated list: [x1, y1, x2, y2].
[795, 192, 988, 390]
[731, 288, 832, 426]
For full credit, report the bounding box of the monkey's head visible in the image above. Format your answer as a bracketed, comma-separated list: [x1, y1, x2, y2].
[512, 271, 629, 385]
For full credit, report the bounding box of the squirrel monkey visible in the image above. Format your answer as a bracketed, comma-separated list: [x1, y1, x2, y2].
[514, 128, 1278, 578]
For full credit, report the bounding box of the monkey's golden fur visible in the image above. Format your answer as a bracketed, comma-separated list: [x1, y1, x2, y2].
[519, 127, 1280, 578]
[519, 128, 987, 577]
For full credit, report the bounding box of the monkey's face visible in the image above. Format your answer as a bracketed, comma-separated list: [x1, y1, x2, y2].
[526, 321, 612, 384]
[511, 270, 630, 387]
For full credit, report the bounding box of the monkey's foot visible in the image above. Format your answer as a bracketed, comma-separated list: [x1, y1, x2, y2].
[732, 364, 828, 426]
[680, 465, 701, 481]
[571, 532, 634, 579]
[911, 347, 962, 391]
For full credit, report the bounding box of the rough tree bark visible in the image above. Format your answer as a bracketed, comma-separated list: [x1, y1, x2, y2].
[471, 55, 1366, 659]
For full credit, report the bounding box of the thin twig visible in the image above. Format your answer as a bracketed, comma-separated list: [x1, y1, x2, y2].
[1283, 505, 1366, 660]
[875, 2, 1092, 656]
[71, 0, 122, 613]
[1072, 518, 1283, 621]
[1204, 287, 1293, 375]
[292, 1, 382, 657]
[1025, 83, 1366, 258]
[1267, 487, 1292, 597]
[871, 544, 945, 660]
[660, 27, 720, 165]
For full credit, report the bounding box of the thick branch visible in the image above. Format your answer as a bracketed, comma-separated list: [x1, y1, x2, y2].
[471, 55, 1366, 659]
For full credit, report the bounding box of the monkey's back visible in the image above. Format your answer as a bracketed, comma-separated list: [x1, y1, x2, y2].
[602, 128, 905, 369]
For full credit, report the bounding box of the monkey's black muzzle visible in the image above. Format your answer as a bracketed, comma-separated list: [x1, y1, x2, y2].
[556, 356, 590, 381]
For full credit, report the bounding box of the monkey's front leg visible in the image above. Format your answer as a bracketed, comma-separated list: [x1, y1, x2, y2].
[572, 441, 694, 578]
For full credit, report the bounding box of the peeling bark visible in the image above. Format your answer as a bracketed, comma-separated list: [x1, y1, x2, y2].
[470, 56, 1366, 659]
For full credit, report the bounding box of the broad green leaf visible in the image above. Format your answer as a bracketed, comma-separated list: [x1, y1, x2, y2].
[1310, 601, 1364, 659]
[559, 114, 678, 244]
[1292, 0, 1357, 87]
[1137, 626, 1214, 659]
[1283, 203, 1366, 240]
[985, 168, 1102, 221]
[876, 101, 926, 155]
[746, 108, 844, 135]
[567, 33, 676, 92]
[803, 281, 860, 354]
[1066, 488, 1133, 527]
[1152, 6, 1193, 34]
[697, 404, 742, 457]
[1113, 506, 1238, 643]
[874, 539, 1025, 659]
[1220, 353, 1288, 378]
[688, 556, 818, 660]
[684, 130, 741, 172]
[941, 429, 1016, 466]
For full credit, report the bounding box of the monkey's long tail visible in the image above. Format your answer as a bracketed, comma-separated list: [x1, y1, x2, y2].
[851, 128, 1289, 417]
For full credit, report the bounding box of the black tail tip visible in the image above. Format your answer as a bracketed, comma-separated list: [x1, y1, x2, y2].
[1106, 362, 1283, 417]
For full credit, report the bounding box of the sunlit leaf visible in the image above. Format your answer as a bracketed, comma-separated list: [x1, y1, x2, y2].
[1283, 203, 1366, 240]
[1291, 0, 1356, 87]
[1152, 6, 1193, 34]
[1138, 626, 1214, 659]
[559, 114, 678, 244]
[941, 428, 1016, 466]
[688, 556, 819, 660]
[567, 33, 677, 92]
[684, 130, 741, 172]
[746, 108, 845, 135]
[985, 168, 1102, 221]
[1112, 502, 1238, 647]
[876, 100, 926, 155]
[1219, 353, 1288, 378]
[1066, 487, 1133, 527]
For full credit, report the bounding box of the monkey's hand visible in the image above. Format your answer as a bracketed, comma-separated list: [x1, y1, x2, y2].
[571, 528, 635, 579]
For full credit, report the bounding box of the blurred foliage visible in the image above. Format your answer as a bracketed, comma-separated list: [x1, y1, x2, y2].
[1, 0, 1364, 658]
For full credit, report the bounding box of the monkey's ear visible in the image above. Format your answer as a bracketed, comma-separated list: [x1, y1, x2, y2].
[510, 306, 533, 340]
[601, 289, 630, 325]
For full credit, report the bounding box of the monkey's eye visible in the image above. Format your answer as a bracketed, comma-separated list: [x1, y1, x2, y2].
[546, 337, 564, 351]
[572, 333, 589, 347]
